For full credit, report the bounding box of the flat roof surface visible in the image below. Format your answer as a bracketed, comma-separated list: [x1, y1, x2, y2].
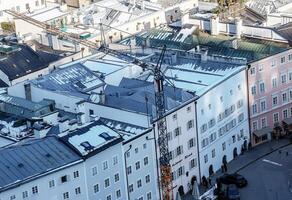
[29, 5, 69, 22]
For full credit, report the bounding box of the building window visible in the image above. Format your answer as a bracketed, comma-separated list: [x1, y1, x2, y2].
[22, 191, 28, 198]
[273, 113, 279, 123]
[32, 186, 38, 194]
[252, 121, 258, 131]
[208, 118, 216, 128]
[261, 118, 266, 128]
[189, 158, 197, 169]
[61, 175, 68, 183]
[187, 120, 194, 130]
[75, 187, 81, 195]
[126, 151, 130, 158]
[281, 74, 287, 84]
[176, 145, 183, 156]
[94, 184, 99, 193]
[106, 195, 112, 200]
[204, 154, 208, 163]
[10, 195, 16, 200]
[63, 192, 69, 199]
[144, 157, 149, 165]
[167, 132, 172, 141]
[147, 192, 152, 200]
[251, 85, 256, 95]
[200, 124, 207, 134]
[259, 82, 265, 93]
[137, 179, 142, 188]
[104, 178, 110, 188]
[283, 92, 288, 103]
[114, 173, 120, 182]
[103, 161, 108, 170]
[222, 142, 226, 151]
[143, 143, 147, 149]
[135, 147, 138, 154]
[250, 67, 256, 75]
[252, 104, 257, 114]
[174, 127, 181, 137]
[209, 132, 217, 143]
[289, 72, 292, 82]
[272, 77, 277, 88]
[272, 96, 278, 106]
[271, 59, 276, 67]
[201, 109, 204, 115]
[73, 171, 79, 178]
[283, 109, 288, 119]
[238, 113, 244, 123]
[116, 189, 121, 199]
[92, 166, 98, 176]
[89, 109, 94, 115]
[129, 184, 134, 193]
[135, 161, 140, 170]
[172, 114, 177, 120]
[258, 65, 263, 72]
[145, 174, 150, 183]
[127, 166, 132, 175]
[220, 96, 223, 102]
[281, 56, 286, 63]
[187, 106, 191, 112]
[211, 149, 216, 158]
[177, 166, 184, 177]
[230, 89, 233, 95]
[113, 156, 118, 165]
[260, 100, 266, 111]
[49, 180, 55, 188]
[232, 135, 236, 143]
[188, 138, 195, 149]
[289, 54, 292, 61]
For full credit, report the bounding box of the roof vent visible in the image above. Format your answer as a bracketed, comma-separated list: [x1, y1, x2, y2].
[45, 153, 51, 158]
[18, 163, 24, 168]
[80, 141, 94, 151]
[99, 132, 115, 141]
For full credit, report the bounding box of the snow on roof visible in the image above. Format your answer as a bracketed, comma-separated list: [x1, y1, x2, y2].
[29, 5, 69, 22]
[63, 121, 121, 156]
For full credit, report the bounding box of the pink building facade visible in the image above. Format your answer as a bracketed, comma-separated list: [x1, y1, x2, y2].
[248, 49, 292, 146]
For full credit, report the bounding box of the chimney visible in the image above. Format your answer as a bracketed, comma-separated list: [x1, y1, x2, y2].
[196, 45, 200, 52]
[210, 15, 219, 36]
[24, 83, 32, 101]
[130, 37, 136, 48]
[201, 50, 208, 62]
[231, 38, 238, 49]
[235, 18, 242, 39]
[58, 117, 69, 135]
[99, 91, 106, 104]
[33, 123, 50, 139]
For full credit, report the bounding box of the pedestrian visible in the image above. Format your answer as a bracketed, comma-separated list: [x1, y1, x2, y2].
[208, 177, 212, 187]
[224, 163, 228, 172]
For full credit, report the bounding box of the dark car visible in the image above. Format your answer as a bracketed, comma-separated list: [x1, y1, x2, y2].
[219, 173, 248, 188]
[226, 184, 240, 200]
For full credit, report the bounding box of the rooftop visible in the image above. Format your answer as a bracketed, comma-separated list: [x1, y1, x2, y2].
[0, 136, 81, 191]
[0, 44, 60, 81]
[102, 77, 194, 117]
[28, 4, 70, 22]
[30, 63, 104, 100]
[61, 121, 122, 156]
[246, 0, 292, 16]
[120, 25, 290, 62]
[145, 53, 246, 96]
[0, 94, 54, 119]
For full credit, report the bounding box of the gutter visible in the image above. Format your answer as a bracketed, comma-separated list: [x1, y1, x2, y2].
[194, 101, 202, 182]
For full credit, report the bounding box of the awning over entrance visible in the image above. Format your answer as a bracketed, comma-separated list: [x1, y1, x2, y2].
[253, 126, 273, 137]
[283, 117, 292, 126]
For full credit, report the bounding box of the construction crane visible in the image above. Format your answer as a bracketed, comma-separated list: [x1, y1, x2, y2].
[5, 9, 173, 199]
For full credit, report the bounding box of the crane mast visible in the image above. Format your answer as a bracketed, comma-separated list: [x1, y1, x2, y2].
[5, 9, 173, 199]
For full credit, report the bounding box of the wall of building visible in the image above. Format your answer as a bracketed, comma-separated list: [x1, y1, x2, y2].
[84, 142, 128, 200]
[0, 161, 87, 200]
[248, 49, 292, 144]
[123, 130, 159, 200]
[196, 68, 250, 179]
[154, 101, 200, 197]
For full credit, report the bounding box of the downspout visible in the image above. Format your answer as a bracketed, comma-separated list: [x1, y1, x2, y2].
[124, 145, 132, 200]
[246, 65, 252, 147]
[194, 101, 202, 182]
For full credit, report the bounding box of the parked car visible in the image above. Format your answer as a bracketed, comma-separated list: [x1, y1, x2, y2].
[219, 173, 248, 188]
[226, 184, 240, 200]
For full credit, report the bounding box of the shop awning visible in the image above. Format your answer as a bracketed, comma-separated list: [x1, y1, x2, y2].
[253, 126, 273, 137]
